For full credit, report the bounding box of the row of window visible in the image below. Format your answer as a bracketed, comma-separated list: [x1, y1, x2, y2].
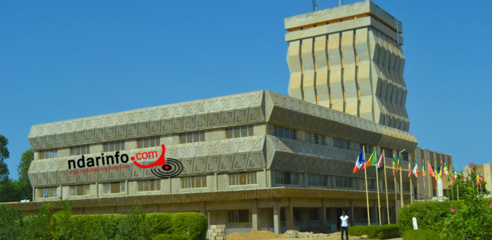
[274, 171, 410, 191]
[39, 126, 256, 159]
[38, 172, 259, 198]
[272, 126, 409, 160]
[40, 124, 409, 161]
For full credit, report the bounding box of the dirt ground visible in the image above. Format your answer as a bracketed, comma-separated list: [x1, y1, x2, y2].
[225, 230, 403, 240]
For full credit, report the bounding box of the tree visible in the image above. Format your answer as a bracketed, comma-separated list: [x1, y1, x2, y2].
[0, 135, 9, 181]
[17, 149, 33, 200]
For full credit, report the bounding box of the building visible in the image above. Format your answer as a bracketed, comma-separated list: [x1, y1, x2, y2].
[18, 0, 452, 234]
[465, 163, 492, 194]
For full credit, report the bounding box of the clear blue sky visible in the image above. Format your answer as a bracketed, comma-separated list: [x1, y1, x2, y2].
[1, 0, 491, 179]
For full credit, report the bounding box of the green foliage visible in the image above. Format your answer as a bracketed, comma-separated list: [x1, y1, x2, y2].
[22, 203, 57, 239]
[349, 224, 400, 239]
[151, 234, 189, 240]
[0, 134, 10, 181]
[398, 164, 492, 240]
[0, 202, 207, 240]
[402, 229, 439, 240]
[70, 214, 117, 240]
[115, 205, 151, 240]
[170, 212, 208, 240]
[397, 201, 451, 235]
[16, 149, 34, 200]
[0, 205, 23, 239]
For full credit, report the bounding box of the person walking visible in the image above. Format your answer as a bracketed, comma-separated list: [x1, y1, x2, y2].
[340, 210, 349, 240]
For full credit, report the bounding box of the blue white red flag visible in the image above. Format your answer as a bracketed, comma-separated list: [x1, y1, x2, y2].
[353, 150, 365, 174]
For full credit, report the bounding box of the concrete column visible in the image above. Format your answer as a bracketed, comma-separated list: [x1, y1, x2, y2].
[349, 200, 354, 224]
[286, 202, 294, 230]
[273, 205, 280, 234]
[321, 199, 327, 232]
[252, 203, 258, 231]
[207, 211, 211, 238]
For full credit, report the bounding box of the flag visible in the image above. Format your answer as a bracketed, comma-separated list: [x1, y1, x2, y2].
[408, 161, 412, 177]
[428, 161, 435, 177]
[392, 157, 396, 176]
[444, 163, 448, 176]
[363, 149, 376, 170]
[413, 162, 419, 178]
[397, 155, 401, 172]
[439, 166, 443, 177]
[377, 151, 384, 170]
[352, 150, 365, 174]
[422, 160, 426, 180]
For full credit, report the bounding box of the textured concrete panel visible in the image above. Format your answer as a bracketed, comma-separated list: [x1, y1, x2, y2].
[355, 28, 373, 122]
[314, 35, 329, 107]
[301, 38, 316, 103]
[29, 91, 265, 151]
[287, 41, 303, 100]
[341, 30, 358, 115]
[327, 33, 343, 112]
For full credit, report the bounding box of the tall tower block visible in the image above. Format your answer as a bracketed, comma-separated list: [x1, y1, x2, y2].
[285, 0, 410, 131]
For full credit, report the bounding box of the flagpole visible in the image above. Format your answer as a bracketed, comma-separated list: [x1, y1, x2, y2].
[423, 159, 426, 201]
[393, 152, 397, 218]
[383, 151, 390, 224]
[409, 160, 413, 204]
[376, 147, 381, 225]
[399, 151, 404, 208]
[363, 145, 371, 226]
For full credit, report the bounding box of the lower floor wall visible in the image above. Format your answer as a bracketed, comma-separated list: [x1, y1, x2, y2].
[44, 197, 400, 235]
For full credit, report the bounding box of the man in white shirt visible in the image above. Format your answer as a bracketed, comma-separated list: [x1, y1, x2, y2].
[340, 210, 349, 240]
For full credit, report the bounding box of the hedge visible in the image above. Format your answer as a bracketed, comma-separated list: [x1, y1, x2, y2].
[402, 229, 439, 240]
[397, 201, 451, 235]
[3, 204, 207, 240]
[348, 224, 400, 239]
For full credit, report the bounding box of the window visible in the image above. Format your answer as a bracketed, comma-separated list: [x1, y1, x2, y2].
[180, 131, 205, 144]
[334, 177, 352, 189]
[69, 185, 90, 196]
[228, 210, 249, 223]
[38, 187, 57, 198]
[228, 172, 257, 185]
[275, 172, 302, 185]
[273, 125, 295, 140]
[226, 125, 254, 138]
[333, 138, 349, 149]
[103, 182, 126, 194]
[403, 183, 410, 191]
[382, 148, 394, 158]
[360, 179, 377, 190]
[137, 179, 161, 192]
[307, 174, 328, 187]
[305, 132, 323, 145]
[363, 145, 374, 154]
[401, 152, 409, 161]
[70, 145, 90, 156]
[180, 176, 207, 189]
[387, 181, 395, 190]
[309, 209, 319, 221]
[104, 141, 125, 152]
[138, 136, 160, 148]
[39, 150, 58, 159]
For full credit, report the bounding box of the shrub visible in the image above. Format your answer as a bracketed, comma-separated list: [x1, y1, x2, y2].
[0, 205, 23, 240]
[151, 234, 189, 240]
[115, 205, 151, 240]
[22, 203, 57, 239]
[397, 201, 451, 235]
[70, 214, 118, 240]
[349, 224, 400, 239]
[403, 229, 439, 240]
[169, 212, 208, 240]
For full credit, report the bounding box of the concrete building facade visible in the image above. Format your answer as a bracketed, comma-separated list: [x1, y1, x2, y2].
[16, 0, 453, 235]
